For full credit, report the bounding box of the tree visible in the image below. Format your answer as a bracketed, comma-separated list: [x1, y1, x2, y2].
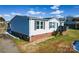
[0, 17, 5, 22]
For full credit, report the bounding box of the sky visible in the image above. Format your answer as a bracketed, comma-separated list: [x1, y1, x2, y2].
[0, 5, 79, 21]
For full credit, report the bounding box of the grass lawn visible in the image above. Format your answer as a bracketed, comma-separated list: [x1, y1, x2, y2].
[13, 29, 79, 53]
[37, 29, 79, 53]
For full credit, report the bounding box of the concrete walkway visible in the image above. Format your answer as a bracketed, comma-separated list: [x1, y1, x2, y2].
[0, 34, 20, 53]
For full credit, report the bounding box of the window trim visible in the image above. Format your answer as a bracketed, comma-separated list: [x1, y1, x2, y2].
[49, 22, 55, 29]
[35, 20, 45, 30]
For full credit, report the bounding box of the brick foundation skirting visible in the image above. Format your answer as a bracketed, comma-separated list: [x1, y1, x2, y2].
[30, 32, 54, 42]
[9, 30, 55, 42]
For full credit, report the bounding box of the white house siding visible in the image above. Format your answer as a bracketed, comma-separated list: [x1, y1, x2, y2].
[29, 18, 60, 36]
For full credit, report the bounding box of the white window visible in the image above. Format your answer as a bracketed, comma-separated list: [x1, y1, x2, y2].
[49, 22, 55, 29]
[35, 21, 45, 29]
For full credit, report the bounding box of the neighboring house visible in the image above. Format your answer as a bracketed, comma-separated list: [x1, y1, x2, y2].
[8, 15, 61, 42]
[65, 17, 79, 29]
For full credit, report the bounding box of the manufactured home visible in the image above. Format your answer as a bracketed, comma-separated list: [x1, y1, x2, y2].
[8, 15, 61, 42]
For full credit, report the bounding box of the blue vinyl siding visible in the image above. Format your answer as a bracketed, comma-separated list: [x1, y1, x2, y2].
[10, 16, 29, 36]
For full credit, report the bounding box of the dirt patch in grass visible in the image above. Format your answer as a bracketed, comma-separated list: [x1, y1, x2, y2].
[0, 34, 20, 53]
[12, 38, 28, 52]
[37, 38, 74, 53]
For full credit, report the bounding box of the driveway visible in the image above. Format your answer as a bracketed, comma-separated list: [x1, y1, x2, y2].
[0, 34, 20, 53]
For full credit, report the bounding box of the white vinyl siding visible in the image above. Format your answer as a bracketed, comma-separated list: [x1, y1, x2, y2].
[29, 18, 60, 36]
